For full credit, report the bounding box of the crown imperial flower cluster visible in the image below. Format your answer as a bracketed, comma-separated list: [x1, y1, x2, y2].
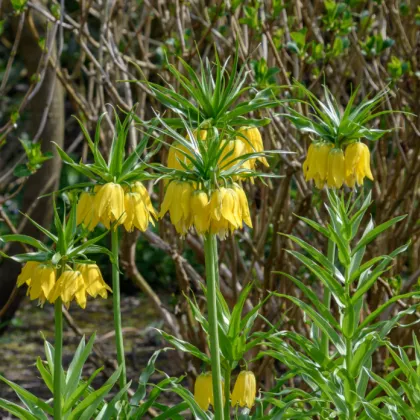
[17, 260, 110, 308]
[304, 141, 373, 189]
[287, 83, 394, 190]
[159, 125, 270, 239]
[77, 182, 156, 232]
[160, 181, 252, 238]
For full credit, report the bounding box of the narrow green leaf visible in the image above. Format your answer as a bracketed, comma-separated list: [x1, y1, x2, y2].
[158, 331, 210, 363]
[0, 398, 38, 420]
[0, 234, 49, 251]
[352, 216, 406, 255]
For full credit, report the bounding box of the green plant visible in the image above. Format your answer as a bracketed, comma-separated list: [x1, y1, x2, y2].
[0, 335, 125, 420]
[258, 191, 419, 419]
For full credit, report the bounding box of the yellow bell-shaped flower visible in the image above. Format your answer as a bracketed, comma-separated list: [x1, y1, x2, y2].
[17, 262, 56, 305]
[231, 371, 257, 409]
[123, 182, 157, 232]
[77, 264, 112, 299]
[209, 186, 252, 239]
[303, 142, 333, 189]
[76, 192, 100, 231]
[191, 190, 211, 235]
[49, 269, 87, 309]
[232, 185, 253, 228]
[344, 142, 374, 188]
[238, 127, 269, 168]
[194, 372, 225, 411]
[194, 372, 214, 411]
[159, 181, 194, 235]
[93, 183, 126, 229]
[327, 148, 346, 188]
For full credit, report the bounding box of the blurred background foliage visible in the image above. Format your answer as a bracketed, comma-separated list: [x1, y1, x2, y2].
[0, 0, 419, 413]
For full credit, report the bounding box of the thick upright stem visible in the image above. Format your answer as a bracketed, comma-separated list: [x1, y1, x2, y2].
[53, 298, 63, 420]
[345, 268, 354, 418]
[111, 228, 127, 394]
[204, 234, 224, 420]
[321, 239, 336, 355]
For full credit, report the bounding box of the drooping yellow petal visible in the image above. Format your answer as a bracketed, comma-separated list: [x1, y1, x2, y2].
[234, 185, 253, 228]
[124, 191, 150, 232]
[23, 264, 55, 304]
[17, 261, 40, 287]
[327, 148, 345, 188]
[77, 264, 111, 299]
[191, 191, 210, 234]
[132, 182, 157, 219]
[209, 189, 223, 221]
[159, 181, 177, 218]
[316, 143, 334, 181]
[361, 143, 374, 181]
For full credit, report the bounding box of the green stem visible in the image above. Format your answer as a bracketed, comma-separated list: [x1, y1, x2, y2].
[111, 228, 127, 395]
[204, 234, 224, 420]
[344, 267, 355, 418]
[223, 365, 231, 419]
[321, 239, 336, 355]
[53, 298, 63, 420]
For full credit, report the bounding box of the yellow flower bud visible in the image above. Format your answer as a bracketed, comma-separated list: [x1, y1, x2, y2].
[231, 371, 257, 409]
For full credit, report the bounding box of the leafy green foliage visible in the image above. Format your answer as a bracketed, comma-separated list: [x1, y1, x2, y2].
[0, 335, 123, 419]
[285, 82, 394, 146]
[13, 139, 53, 178]
[54, 110, 158, 187]
[0, 196, 114, 268]
[261, 191, 420, 419]
[137, 47, 278, 130]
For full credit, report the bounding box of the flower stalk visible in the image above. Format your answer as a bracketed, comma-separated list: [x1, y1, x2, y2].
[204, 233, 224, 419]
[223, 366, 231, 419]
[111, 228, 127, 395]
[53, 297, 63, 420]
